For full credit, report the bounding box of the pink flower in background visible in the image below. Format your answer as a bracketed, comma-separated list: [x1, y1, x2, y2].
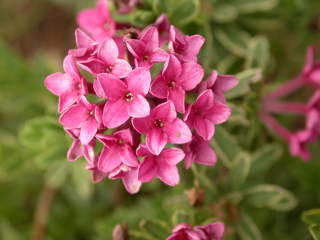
[69, 29, 98, 60]
[44, 55, 88, 113]
[302, 46, 320, 87]
[59, 97, 102, 145]
[151, 54, 204, 113]
[109, 166, 141, 194]
[169, 26, 205, 62]
[132, 101, 192, 155]
[199, 70, 239, 102]
[95, 67, 151, 128]
[184, 90, 231, 141]
[79, 37, 132, 78]
[183, 135, 217, 169]
[126, 26, 168, 67]
[114, 0, 139, 14]
[96, 129, 138, 173]
[307, 90, 320, 132]
[289, 130, 316, 161]
[167, 222, 225, 240]
[77, 0, 116, 41]
[154, 14, 171, 45]
[137, 144, 185, 186]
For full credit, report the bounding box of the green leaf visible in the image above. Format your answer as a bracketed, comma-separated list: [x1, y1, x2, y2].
[228, 104, 250, 126]
[303, 209, 320, 225]
[170, 0, 200, 26]
[236, 213, 263, 240]
[0, 220, 21, 240]
[229, 152, 251, 188]
[71, 163, 93, 200]
[212, 4, 238, 23]
[233, 0, 279, 14]
[139, 220, 170, 239]
[245, 36, 270, 71]
[172, 210, 193, 226]
[250, 144, 282, 176]
[211, 126, 242, 168]
[244, 184, 297, 211]
[45, 163, 69, 188]
[310, 225, 320, 240]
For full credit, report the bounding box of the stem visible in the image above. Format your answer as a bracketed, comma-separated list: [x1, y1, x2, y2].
[260, 112, 292, 141]
[263, 101, 308, 115]
[266, 76, 304, 100]
[32, 183, 56, 240]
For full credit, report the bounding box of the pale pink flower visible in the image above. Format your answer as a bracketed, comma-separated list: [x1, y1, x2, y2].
[59, 97, 102, 145]
[95, 67, 151, 128]
[109, 165, 141, 194]
[169, 26, 205, 62]
[199, 70, 239, 102]
[184, 90, 231, 141]
[44, 55, 88, 113]
[77, 0, 116, 41]
[96, 129, 139, 173]
[79, 37, 132, 78]
[69, 28, 98, 60]
[126, 26, 168, 67]
[151, 54, 204, 113]
[137, 144, 184, 186]
[132, 101, 192, 155]
[183, 135, 217, 169]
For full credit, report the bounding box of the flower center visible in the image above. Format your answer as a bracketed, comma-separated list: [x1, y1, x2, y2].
[89, 110, 94, 116]
[124, 92, 134, 102]
[117, 139, 124, 145]
[167, 80, 176, 88]
[105, 66, 113, 73]
[154, 119, 165, 128]
[77, 83, 81, 89]
[143, 55, 149, 61]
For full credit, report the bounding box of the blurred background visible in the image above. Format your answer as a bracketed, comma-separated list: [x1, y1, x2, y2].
[1, 0, 320, 239]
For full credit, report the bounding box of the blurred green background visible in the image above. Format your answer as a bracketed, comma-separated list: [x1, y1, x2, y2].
[1, 0, 320, 239]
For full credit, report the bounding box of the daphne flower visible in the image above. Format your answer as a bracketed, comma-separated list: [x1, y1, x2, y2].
[44, 55, 88, 113]
[95, 67, 151, 128]
[289, 130, 317, 161]
[183, 135, 217, 169]
[302, 46, 320, 87]
[307, 90, 320, 132]
[109, 166, 141, 194]
[184, 90, 231, 141]
[154, 14, 170, 46]
[69, 28, 98, 60]
[199, 70, 239, 102]
[151, 54, 204, 113]
[59, 97, 102, 145]
[96, 129, 139, 173]
[126, 26, 168, 67]
[132, 101, 192, 155]
[114, 0, 139, 14]
[79, 37, 132, 78]
[77, 0, 115, 41]
[137, 144, 184, 186]
[169, 26, 205, 62]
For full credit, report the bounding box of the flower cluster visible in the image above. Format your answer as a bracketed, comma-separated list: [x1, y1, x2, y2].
[44, 0, 237, 193]
[262, 47, 320, 161]
[167, 222, 224, 240]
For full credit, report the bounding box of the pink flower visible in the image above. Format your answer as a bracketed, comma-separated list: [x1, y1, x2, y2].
[289, 130, 317, 161]
[169, 26, 205, 62]
[59, 97, 102, 145]
[109, 166, 141, 194]
[307, 90, 320, 132]
[79, 37, 132, 78]
[69, 28, 98, 60]
[77, 0, 116, 41]
[199, 70, 239, 102]
[126, 26, 168, 67]
[184, 90, 231, 141]
[114, 0, 139, 14]
[44, 55, 88, 113]
[167, 222, 225, 240]
[95, 67, 151, 128]
[132, 101, 192, 155]
[154, 14, 171, 46]
[302, 46, 320, 87]
[137, 144, 185, 186]
[151, 54, 204, 113]
[96, 129, 139, 173]
[183, 135, 217, 169]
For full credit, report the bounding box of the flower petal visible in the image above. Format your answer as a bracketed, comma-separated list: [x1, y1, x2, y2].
[160, 148, 185, 165]
[163, 54, 181, 80]
[98, 146, 122, 173]
[97, 73, 127, 100]
[59, 104, 89, 128]
[205, 101, 231, 124]
[180, 62, 204, 90]
[193, 89, 214, 110]
[150, 48, 168, 63]
[165, 118, 192, 144]
[44, 73, 73, 96]
[75, 28, 95, 48]
[58, 91, 79, 113]
[122, 168, 142, 194]
[158, 164, 180, 186]
[103, 99, 129, 128]
[126, 67, 151, 95]
[63, 55, 81, 80]
[121, 145, 139, 167]
[112, 59, 132, 79]
[131, 116, 152, 134]
[98, 38, 119, 65]
[150, 75, 168, 99]
[126, 39, 145, 58]
[67, 139, 82, 162]
[138, 157, 157, 183]
[136, 144, 152, 157]
[146, 128, 168, 155]
[194, 117, 215, 141]
[140, 26, 159, 52]
[168, 87, 185, 113]
[113, 129, 133, 145]
[128, 94, 150, 118]
[80, 118, 98, 145]
[195, 141, 217, 166]
[78, 58, 106, 74]
[152, 101, 177, 122]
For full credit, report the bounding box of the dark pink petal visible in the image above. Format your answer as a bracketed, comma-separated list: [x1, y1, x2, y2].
[304, 46, 315, 74]
[140, 26, 159, 52]
[96, 0, 110, 19]
[112, 59, 132, 78]
[79, 118, 98, 145]
[126, 67, 151, 95]
[150, 48, 168, 63]
[58, 91, 79, 113]
[215, 74, 239, 92]
[165, 118, 192, 144]
[63, 55, 81, 80]
[93, 78, 106, 98]
[126, 39, 145, 58]
[168, 87, 185, 113]
[152, 101, 177, 122]
[92, 169, 108, 183]
[121, 146, 139, 167]
[78, 58, 106, 74]
[98, 38, 119, 65]
[75, 28, 95, 48]
[138, 157, 157, 182]
[307, 109, 319, 130]
[97, 73, 127, 100]
[163, 55, 181, 80]
[96, 133, 117, 146]
[67, 139, 82, 162]
[206, 71, 218, 88]
[186, 35, 205, 58]
[195, 141, 217, 166]
[122, 168, 141, 194]
[158, 164, 180, 186]
[160, 148, 185, 165]
[44, 73, 73, 96]
[193, 90, 214, 110]
[103, 99, 129, 128]
[180, 62, 204, 90]
[114, 128, 133, 145]
[59, 104, 89, 128]
[131, 116, 152, 134]
[198, 222, 225, 239]
[128, 94, 150, 118]
[150, 75, 168, 99]
[194, 118, 215, 141]
[146, 128, 168, 155]
[98, 147, 122, 173]
[136, 144, 152, 157]
[206, 101, 231, 124]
